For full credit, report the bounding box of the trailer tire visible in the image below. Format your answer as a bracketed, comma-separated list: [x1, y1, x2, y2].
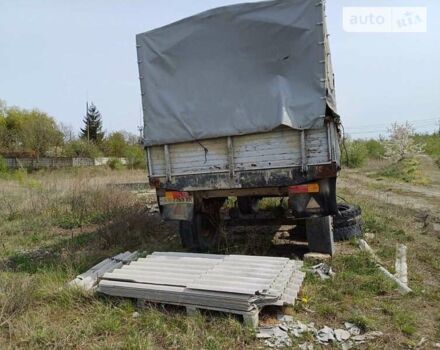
[179, 221, 196, 249]
[192, 211, 222, 252]
[237, 197, 254, 215]
[333, 221, 363, 241]
[291, 220, 307, 239]
[178, 212, 221, 252]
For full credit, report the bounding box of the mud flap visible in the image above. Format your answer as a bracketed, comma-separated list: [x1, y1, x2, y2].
[306, 216, 335, 255]
[158, 191, 194, 221]
[161, 203, 194, 221]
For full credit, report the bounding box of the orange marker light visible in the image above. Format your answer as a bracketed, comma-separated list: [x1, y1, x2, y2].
[288, 183, 320, 194]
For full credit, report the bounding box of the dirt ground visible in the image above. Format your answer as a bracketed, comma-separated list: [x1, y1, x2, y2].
[339, 156, 440, 219]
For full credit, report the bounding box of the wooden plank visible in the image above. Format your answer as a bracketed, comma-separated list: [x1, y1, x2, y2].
[148, 125, 332, 177]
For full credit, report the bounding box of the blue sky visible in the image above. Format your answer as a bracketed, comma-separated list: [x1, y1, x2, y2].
[0, 0, 438, 138]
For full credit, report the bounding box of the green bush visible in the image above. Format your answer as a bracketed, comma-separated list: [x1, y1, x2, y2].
[125, 145, 146, 169]
[62, 140, 102, 158]
[414, 133, 440, 168]
[364, 139, 385, 159]
[413, 133, 440, 158]
[0, 155, 7, 173]
[108, 158, 125, 170]
[341, 140, 368, 168]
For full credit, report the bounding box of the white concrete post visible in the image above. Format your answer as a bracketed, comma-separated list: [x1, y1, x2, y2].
[395, 244, 408, 286]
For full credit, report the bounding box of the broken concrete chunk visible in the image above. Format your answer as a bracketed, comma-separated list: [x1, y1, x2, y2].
[303, 252, 331, 265]
[351, 331, 382, 342]
[344, 322, 361, 336]
[310, 263, 335, 280]
[256, 328, 274, 339]
[334, 328, 351, 341]
[341, 341, 354, 350]
[364, 232, 375, 241]
[351, 335, 366, 342]
[264, 340, 276, 348]
[273, 327, 288, 337]
[317, 326, 335, 342]
[277, 314, 294, 323]
[363, 331, 383, 339]
[279, 324, 288, 332]
[258, 318, 382, 348]
[344, 322, 355, 329]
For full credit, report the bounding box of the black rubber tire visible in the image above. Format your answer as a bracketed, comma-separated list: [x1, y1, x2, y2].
[179, 220, 196, 249]
[192, 211, 221, 252]
[333, 204, 362, 227]
[335, 215, 364, 228]
[290, 221, 307, 239]
[228, 206, 240, 219]
[335, 204, 361, 221]
[333, 222, 363, 241]
[178, 213, 221, 252]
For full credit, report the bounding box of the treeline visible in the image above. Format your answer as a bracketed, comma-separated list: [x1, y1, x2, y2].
[341, 139, 385, 168]
[342, 122, 439, 168]
[0, 99, 145, 169]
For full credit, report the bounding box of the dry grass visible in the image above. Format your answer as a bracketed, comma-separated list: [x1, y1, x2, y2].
[0, 166, 439, 349]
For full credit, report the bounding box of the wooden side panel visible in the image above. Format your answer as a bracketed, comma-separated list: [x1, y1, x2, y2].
[233, 128, 302, 171]
[169, 138, 228, 175]
[306, 128, 330, 165]
[147, 126, 332, 177]
[149, 146, 166, 176]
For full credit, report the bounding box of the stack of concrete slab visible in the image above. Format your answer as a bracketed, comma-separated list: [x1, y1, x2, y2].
[69, 251, 138, 291]
[97, 252, 305, 327]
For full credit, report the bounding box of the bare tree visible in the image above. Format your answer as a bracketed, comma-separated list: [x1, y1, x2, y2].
[59, 122, 75, 143]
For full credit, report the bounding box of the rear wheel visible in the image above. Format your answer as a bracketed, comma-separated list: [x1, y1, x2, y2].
[193, 210, 222, 252]
[237, 197, 260, 215]
[179, 220, 196, 249]
[178, 198, 224, 252]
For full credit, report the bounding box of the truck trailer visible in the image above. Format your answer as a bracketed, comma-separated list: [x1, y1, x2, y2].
[136, 0, 341, 254]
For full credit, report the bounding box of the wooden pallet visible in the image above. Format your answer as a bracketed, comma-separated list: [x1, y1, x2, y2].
[136, 298, 260, 328]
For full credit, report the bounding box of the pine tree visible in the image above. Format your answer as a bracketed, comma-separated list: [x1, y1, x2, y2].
[80, 102, 104, 143]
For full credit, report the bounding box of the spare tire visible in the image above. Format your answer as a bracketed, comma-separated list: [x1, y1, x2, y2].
[333, 204, 363, 241]
[334, 222, 363, 241]
[335, 204, 361, 221]
[336, 215, 364, 228]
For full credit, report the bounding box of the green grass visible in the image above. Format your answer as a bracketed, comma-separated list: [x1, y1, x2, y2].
[414, 133, 440, 159]
[1, 167, 440, 349]
[377, 157, 429, 184]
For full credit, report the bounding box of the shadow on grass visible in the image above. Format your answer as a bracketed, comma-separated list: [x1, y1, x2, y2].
[223, 224, 310, 259]
[2, 208, 312, 275]
[1, 212, 182, 274]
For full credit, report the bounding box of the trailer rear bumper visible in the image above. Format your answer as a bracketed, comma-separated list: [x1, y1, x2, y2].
[152, 163, 339, 220]
[150, 163, 338, 192]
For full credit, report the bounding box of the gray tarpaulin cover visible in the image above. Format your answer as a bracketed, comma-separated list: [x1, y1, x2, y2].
[136, 0, 336, 146]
